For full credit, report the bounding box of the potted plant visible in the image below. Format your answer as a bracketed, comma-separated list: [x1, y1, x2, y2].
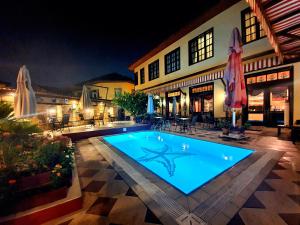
[239, 122, 251, 134]
[219, 120, 231, 135]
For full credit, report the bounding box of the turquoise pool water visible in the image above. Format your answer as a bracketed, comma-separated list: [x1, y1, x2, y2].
[103, 131, 253, 194]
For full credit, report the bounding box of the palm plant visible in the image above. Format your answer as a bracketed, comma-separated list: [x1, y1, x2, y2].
[0, 102, 13, 119]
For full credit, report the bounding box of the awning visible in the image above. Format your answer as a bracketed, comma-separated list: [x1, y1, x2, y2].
[246, 0, 300, 61]
[146, 54, 281, 94]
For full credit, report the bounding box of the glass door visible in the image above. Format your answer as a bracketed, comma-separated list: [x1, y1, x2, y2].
[267, 86, 289, 126]
[193, 98, 202, 112]
[248, 89, 264, 122]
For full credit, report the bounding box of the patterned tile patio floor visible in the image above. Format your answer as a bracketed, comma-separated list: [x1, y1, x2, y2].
[227, 147, 300, 225]
[48, 139, 162, 225]
[50, 128, 300, 225]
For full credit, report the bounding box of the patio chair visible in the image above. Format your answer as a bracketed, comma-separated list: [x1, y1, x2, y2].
[79, 113, 95, 127]
[163, 119, 172, 131]
[59, 114, 70, 132]
[37, 114, 49, 130]
[171, 117, 181, 132]
[49, 117, 60, 132]
[95, 113, 104, 126]
[152, 117, 164, 130]
[188, 115, 198, 133]
[201, 114, 209, 128]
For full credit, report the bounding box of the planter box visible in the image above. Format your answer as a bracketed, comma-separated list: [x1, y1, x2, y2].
[17, 171, 51, 191]
[0, 162, 82, 225]
[13, 186, 68, 214]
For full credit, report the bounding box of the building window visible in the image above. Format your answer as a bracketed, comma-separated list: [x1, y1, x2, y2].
[90, 90, 98, 99]
[134, 72, 138, 85]
[148, 60, 159, 81]
[165, 48, 180, 74]
[241, 7, 265, 44]
[140, 68, 145, 84]
[189, 28, 214, 65]
[114, 88, 122, 97]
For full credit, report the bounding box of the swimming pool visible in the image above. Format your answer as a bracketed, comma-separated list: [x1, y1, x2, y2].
[103, 131, 253, 194]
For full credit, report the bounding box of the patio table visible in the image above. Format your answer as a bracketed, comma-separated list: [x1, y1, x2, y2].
[152, 116, 164, 130]
[178, 117, 189, 132]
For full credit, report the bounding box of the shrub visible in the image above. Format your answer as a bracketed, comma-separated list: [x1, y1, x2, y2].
[112, 91, 159, 118]
[0, 101, 74, 206]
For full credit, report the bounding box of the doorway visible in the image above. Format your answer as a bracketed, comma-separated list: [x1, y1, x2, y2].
[245, 67, 293, 127]
[166, 91, 181, 118]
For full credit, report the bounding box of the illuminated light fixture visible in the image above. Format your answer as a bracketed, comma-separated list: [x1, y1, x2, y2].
[182, 143, 189, 151]
[48, 108, 56, 115]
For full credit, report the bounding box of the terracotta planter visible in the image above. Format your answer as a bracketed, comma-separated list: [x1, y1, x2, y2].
[17, 171, 51, 191]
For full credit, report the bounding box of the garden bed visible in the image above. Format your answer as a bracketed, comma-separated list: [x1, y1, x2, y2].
[0, 109, 81, 224]
[0, 163, 82, 225]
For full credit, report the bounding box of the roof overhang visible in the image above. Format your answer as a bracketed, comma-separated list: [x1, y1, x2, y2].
[128, 0, 241, 71]
[246, 0, 300, 62]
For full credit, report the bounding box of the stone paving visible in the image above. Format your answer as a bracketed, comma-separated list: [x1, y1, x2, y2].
[51, 128, 300, 225]
[51, 139, 162, 225]
[228, 146, 300, 225]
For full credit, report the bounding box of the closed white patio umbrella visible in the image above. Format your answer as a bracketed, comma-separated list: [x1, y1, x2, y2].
[172, 96, 177, 117]
[14, 65, 37, 118]
[147, 94, 154, 114]
[80, 85, 93, 119]
[80, 85, 92, 110]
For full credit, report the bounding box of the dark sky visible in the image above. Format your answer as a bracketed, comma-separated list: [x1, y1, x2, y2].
[0, 0, 221, 87]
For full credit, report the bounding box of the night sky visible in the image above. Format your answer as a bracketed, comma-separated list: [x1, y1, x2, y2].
[0, 0, 221, 87]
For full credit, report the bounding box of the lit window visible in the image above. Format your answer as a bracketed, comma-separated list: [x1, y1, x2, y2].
[148, 60, 159, 81]
[114, 88, 122, 97]
[140, 68, 145, 84]
[165, 48, 180, 74]
[256, 75, 266, 83]
[189, 28, 214, 65]
[278, 71, 290, 79]
[241, 8, 266, 44]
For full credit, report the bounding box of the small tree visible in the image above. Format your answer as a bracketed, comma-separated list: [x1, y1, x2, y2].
[112, 91, 159, 118]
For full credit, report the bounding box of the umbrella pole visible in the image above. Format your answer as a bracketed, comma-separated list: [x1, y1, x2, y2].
[232, 109, 236, 128]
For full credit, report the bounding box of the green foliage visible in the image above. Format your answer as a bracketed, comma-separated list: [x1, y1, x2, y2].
[218, 119, 232, 129]
[243, 122, 251, 129]
[0, 143, 20, 169]
[0, 102, 13, 119]
[0, 136, 74, 204]
[0, 119, 41, 143]
[112, 91, 159, 117]
[49, 143, 74, 188]
[0, 101, 74, 206]
[35, 142, 62, 168]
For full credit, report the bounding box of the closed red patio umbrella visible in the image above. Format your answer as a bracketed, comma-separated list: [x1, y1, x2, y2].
[224, 27, 247, 127]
